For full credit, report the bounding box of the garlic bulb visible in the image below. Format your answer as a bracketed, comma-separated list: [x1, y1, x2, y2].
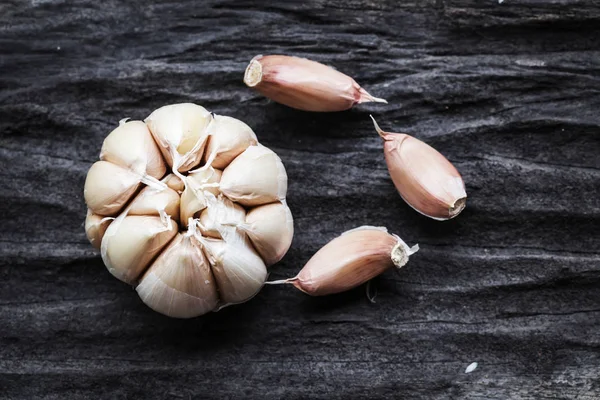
[137, 222, 219, 319]
[145, 103, 212, 172]
[371, 117, 467, 220]
[83, 103, 293, 318]
[83, 161, 141, 216]
[244, 55, 387, 112]
[219, 144, 287, 206]
[85, 209, 112, 250]
[204, 115, 258, 169]
[271, 226, 418, 296]
[237, 201, 293, 266]
[197, 233, 267, 305]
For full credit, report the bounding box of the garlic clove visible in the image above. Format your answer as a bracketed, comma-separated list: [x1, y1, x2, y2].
[371, 116, 467, 220]
[163, 173, 184, 193]
[198, 194, 246, 239]
[136, 231, 219, 318]
[100, 120, 166, 179]
[203, 115, 258, 169]
[239, 201, 293, 266]
[197, 233, 267, 305]
[84, 161, 141, 216]
[243, 55, 387, 112]
[101, 215, 178, 284]
[84, 209, 113, 250]
[128, 186, 181, 222]
[276, 226, 418, 296]
[145, 103, 212, 172]
[219, 144, 287, 207]
[179, 167, 222, 226]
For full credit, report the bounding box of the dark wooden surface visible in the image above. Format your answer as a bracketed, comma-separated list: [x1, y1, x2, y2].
[1, 1, 600, 399]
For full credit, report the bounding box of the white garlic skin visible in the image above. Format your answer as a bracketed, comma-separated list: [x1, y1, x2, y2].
[179, 167, 222, 226]
[84, 209, 112, 249]
[204, 115, 258, 169]
[136, 233, 219, 318]
[128, 186, 181, 221]
[84, 161, 141, 216]
[198, 195, 246, 239]
[219, 144, 288, 207]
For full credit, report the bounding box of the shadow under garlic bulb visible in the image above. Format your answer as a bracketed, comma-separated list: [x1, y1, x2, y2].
[83, 103, 294, 318]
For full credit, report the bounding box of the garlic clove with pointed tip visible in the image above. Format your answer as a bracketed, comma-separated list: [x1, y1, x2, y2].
[100, 120, 166, 179]
[219, 145, 287, 207]
[238, 201, 293, 266]
[203, 115, 258, 169]
[128, 186, 181, 222]
[84, 161, 141, 216]
[163, 173, 184, 193]
[370, 116, 467, 220]
[273, 226, 418, 296]
[197, 232, 267, 305]
[198, 194, 246, 239]
[136, 227, 219, 319]
[244, 55, 387, 112]
[179, 167, 222, 226]
[101, 214, 178, 284]
[85, 209, 113, 250]
[145, 103, 212, 172]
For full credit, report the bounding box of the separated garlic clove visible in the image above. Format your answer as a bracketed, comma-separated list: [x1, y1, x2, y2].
[179, 167, 222, 226]
[84, 161, 141, 216]
[219, 144, 287, 206]
[100, 120, 166, 179]
[163, 173, 184, 193]
[272, 226, 418, 296]
[197, 233, 267, 305]
[244, 55, 387, 112]
[101, 214, 178, 284]
[238, 201, 293, 266]
[136, 222, 219, 318]
[128, 186, 181, 222]
[84, 209, 113, 250]
[203, 115, 258, 169]
[371, 116, 467, 220]
[145, 103, 212, 172]
[198, 194, 246, 239]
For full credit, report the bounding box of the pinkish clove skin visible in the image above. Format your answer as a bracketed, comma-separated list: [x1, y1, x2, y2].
[244, 55, 387, 112]
[370, 116, 467, 220]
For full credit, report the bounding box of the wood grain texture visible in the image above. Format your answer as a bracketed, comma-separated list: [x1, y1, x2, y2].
[1, 0, 599, 398]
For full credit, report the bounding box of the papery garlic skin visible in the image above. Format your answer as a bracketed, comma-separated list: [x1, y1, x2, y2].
[371, 117, 467, 220]
[84, 161, 141, 216]
[277, 226, 417, 296]
[136, 231, 219, 319]
[239, 201, 293, 266]
[220, 145, 287, 206]
[101, 215, 178, 284]
[204, 115, 258, 169]
[128, 186, 181, 221]
[85, 209, 112, 249]
[244, 55, 387, 112]
[164, 173, 185, 193]
[198, 194, 246, 239]
[198, 233, 267, 305]
[100, 120, 166, 179]
[180, 167, 222, 226]
[145, 103, 212, 172]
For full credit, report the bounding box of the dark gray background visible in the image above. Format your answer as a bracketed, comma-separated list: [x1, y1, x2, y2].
[1, 0, 599, 399]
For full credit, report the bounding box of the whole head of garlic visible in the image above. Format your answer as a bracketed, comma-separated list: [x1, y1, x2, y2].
[83, 103, 294, 318]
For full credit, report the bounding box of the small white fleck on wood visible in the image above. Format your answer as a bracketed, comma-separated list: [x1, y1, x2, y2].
[465, 362, 478, 373]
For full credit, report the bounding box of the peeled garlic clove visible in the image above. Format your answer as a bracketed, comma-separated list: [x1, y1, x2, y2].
[239, 201, 293, 266]
[198, 233, 267, 305]
[243, 55, 387, 112]
[101, 215, 178, 284]
[164, 173, 184, 193]
[198, 194, 246, 239]
[371, 116, 467, 220]
[84, 161, 141, 216]
[219, 145, 287, 206]
[136, 230, 219, 318]
[100, 120, 166, 179]
[145, 103, 212, 172]
[274, 226, 418, 296]
[128, 186, 180, 222]
[179, 167, 222, 226]
[84, 209, 113, 250]
[203, 115, 258, 169]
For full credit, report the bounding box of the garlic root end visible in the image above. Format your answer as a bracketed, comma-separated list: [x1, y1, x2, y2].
[448, 196, 467, 219]
[244, 59, 263, 87]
